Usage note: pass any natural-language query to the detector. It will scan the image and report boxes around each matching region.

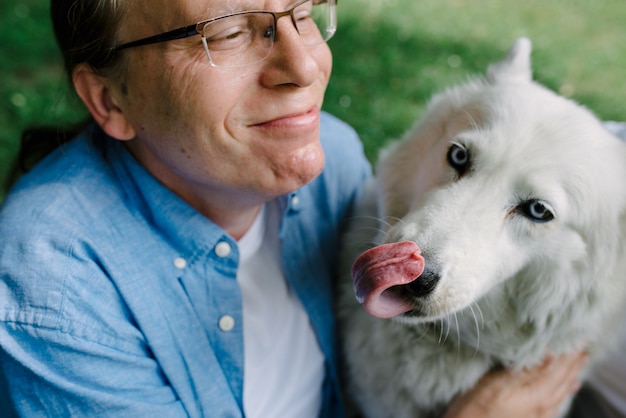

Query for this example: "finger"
[547,353,587,401]
[535,351,586,388]
[538,405,560,418]
[550,351,588,389]
[529,352,588,411]
[513,355,555,386]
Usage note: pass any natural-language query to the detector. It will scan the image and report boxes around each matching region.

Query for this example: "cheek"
[128,50,234,121]
[168,62,230,121]
[318,43,333,76]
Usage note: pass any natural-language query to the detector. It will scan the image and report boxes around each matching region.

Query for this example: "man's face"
[109,0,332,214]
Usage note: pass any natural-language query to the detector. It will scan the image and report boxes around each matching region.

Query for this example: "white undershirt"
[236,201,325,418]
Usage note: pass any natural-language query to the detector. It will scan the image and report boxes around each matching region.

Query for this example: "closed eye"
[203,15,256,49]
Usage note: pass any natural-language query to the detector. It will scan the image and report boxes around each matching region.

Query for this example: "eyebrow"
[195,0,258,20]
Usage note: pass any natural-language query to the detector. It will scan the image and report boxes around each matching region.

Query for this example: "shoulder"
[318,112,372,192]
[0,130,144,341]
[604,121,626,141]
[319,111,364,155]
[3,127,122,228]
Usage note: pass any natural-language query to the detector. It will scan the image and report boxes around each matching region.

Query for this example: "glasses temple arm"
[113,23,201,51]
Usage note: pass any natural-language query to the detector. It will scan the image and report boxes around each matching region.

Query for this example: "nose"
[403,267,440,298]
[273,8,300,36]
[260,14,324,87]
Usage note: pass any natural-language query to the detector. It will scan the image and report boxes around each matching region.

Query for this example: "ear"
[486,37,533,84]
[72,63,136,140]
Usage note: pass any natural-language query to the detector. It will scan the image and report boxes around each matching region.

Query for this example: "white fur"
[338,38,626,418]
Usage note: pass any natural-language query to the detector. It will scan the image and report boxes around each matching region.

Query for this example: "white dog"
[338,38,626,418]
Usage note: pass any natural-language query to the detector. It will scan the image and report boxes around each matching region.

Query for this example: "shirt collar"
[104,136,228,259]
[101,131,303,258]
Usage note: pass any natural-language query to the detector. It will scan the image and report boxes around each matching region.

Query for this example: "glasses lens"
[201,0,336,68]
[202,13,275,67]
[294,0,337,46]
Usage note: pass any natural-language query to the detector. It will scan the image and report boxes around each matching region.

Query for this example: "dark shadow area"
[0,361,18,418]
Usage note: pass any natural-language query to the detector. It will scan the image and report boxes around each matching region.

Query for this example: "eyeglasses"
[112,0,337,68]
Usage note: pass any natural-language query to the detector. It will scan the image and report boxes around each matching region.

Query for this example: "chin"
[288,143,326,186]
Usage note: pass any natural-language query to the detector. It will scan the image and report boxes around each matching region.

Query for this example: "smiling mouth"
[252,108,319,129]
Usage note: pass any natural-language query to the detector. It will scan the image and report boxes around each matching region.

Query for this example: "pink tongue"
[352,241,425,318]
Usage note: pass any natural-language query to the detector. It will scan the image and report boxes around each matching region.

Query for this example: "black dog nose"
[403,269,440,297]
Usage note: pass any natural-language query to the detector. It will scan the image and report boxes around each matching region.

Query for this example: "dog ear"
[487,37,533,84]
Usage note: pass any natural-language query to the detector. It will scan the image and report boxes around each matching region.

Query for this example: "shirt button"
[173,257,187,269]
[291,195,300,207]
[218,315,235,332]
[215,241,231,258]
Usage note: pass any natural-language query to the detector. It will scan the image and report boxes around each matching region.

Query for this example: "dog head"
[364,38,626,330]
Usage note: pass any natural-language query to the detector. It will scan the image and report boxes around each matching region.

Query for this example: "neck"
[172,183,266,240]
[178,186,265,240]
[203,203,263,241]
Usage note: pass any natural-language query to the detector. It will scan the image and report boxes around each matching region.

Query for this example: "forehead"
[117,0,298,44]
[117,0,244,39]
[124,0,288,25]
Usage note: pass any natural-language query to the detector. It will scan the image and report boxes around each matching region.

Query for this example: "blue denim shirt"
[0,112,371,417]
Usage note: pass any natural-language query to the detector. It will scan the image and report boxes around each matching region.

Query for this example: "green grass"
[0,1,87,195]
[2,0,626,196]
[325,0,626,161]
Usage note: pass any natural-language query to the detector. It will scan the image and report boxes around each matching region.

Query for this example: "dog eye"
[447,143,471,176]
[518,200,555,223]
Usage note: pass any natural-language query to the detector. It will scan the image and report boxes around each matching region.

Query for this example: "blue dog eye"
[447,143,470,176]
[518,199,555,223]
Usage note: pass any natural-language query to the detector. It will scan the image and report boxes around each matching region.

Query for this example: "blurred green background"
[1,0,625,198]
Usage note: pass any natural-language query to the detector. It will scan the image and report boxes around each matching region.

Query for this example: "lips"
[352,241,426,319]
[251,107,319,129]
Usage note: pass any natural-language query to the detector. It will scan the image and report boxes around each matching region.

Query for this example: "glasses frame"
[111,0,336,62]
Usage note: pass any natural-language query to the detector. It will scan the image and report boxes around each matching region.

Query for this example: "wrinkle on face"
[107,0,331,229]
